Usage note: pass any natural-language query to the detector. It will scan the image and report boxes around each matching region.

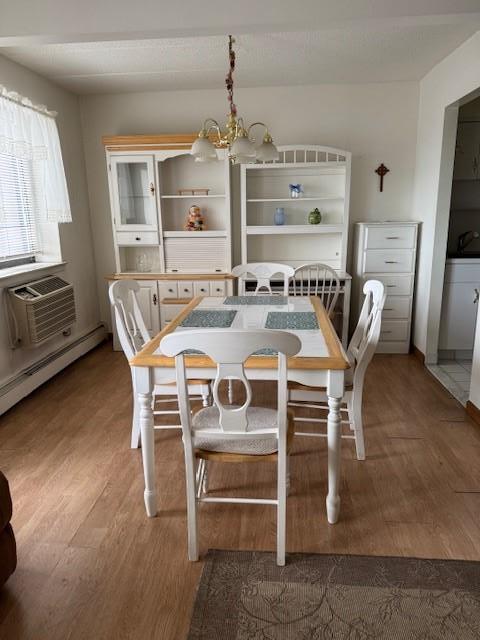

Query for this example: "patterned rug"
[187,550,480,639]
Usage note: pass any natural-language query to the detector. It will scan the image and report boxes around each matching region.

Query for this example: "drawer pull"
[183,288,189,292]
[168,288,174,293]
[386,236,400,240]
[384,308,393,311]
[384,261,398,264]
[386,285,396,288]
[381,330,392,334]
[200,288,207,292]
[135,236,141,241]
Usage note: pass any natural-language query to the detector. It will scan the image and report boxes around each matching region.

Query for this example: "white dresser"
[352,222,419,354]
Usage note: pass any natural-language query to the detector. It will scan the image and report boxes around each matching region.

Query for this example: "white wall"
[0,54,101,387]
[80,81,419,325]
[412,31,480,364]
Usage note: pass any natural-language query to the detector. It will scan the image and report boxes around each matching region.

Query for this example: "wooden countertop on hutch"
[102,133,218,152]
[105,273,235,281]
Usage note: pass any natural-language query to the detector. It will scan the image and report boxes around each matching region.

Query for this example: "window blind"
[0,151,38,261]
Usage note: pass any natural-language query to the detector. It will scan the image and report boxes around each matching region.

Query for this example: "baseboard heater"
[0,325,106,416]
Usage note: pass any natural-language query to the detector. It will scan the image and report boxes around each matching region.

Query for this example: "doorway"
[428,95,480,405]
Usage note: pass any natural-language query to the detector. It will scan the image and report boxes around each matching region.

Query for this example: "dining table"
[130,294,350,524]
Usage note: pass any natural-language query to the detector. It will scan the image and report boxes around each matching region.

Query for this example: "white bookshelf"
[240,145,351,272]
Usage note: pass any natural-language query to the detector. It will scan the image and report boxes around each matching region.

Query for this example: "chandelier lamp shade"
[190,36,279,164]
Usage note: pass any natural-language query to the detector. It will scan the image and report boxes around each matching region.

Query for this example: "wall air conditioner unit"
[7,276,76,348]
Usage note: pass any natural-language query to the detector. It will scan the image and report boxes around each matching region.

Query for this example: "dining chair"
[160,328,301,566]
[109,280,211,449]
[232,262,295,296]
[292,262,340,318]
[288,280,386,460]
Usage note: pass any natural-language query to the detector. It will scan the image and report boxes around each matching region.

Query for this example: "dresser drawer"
[382,296,411,319]
[210,281,227,296]
[364,249,414,273]
[158,281,178,299]
[365,226,416,250]
[379,320,410,342]
[193,281,211,296]
[364,274,413,296]
[116,231,159,246]
[177,281,194,297]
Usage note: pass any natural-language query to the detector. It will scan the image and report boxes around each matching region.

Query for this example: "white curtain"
[0,85,72,224]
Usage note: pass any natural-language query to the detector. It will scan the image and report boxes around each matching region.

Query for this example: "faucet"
[457,230,480,253]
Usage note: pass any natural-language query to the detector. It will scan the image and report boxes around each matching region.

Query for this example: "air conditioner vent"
[7,275,76,348]
[29,276,69,296]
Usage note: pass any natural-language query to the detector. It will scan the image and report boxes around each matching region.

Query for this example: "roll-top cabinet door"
[110,156,158,231]
[136,281,160,337]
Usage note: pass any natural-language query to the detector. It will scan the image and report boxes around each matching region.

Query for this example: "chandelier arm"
[246,122,269,140]
[201,118,222,141]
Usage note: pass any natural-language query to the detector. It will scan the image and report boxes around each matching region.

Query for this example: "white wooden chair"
[109,280,210,449]
[160,328,301,566]
[292,262,340,317]
[232,262,295,295]
[288,280,386,460]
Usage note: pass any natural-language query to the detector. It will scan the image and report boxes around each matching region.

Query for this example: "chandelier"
[190,36,279,164]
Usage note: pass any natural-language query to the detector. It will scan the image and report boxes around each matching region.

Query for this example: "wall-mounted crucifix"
[375,163,389,192]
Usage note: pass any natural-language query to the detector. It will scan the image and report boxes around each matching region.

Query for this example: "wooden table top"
[130,295,349,371]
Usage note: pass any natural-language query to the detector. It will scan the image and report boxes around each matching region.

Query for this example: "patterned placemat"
[180,310,237,328]
[224,296,288,306]
[265,311,318,330]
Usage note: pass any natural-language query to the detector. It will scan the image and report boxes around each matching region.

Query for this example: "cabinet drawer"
[382,296,411,319]
[379,320,410,342]
[364,274,413,296]
[177,281,194,297]
[365,226,416,250]
[158,281,178,299]
[210,281,227,296]
[116,231,158,246]
[364,249,414,273]
[193,281,211,296]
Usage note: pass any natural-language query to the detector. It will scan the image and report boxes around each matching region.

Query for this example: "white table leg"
[326,370,344,524]
[135,366,157,517]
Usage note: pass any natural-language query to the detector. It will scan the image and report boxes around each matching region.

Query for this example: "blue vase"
[274,207,286,225]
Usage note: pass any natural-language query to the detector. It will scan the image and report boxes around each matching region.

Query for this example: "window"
[0,84,72,269]
[0,152,37,264]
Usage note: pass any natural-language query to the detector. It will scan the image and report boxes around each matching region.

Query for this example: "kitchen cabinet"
[439,259,480,351]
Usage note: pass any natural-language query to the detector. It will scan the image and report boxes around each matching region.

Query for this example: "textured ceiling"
[1,23,480,94]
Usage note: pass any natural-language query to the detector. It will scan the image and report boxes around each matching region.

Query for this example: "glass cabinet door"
[111,156,157,229]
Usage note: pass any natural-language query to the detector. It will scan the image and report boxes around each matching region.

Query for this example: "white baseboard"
[0,325,107,415]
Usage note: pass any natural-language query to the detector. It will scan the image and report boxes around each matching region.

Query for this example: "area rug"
[187,550,480,639]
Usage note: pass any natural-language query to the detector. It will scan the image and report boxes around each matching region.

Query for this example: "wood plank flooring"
[0,342,479,639]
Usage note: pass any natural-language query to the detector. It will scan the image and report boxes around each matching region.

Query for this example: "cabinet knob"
[135,236,141,241]
[150,182,155,195]
[168,288,174,293]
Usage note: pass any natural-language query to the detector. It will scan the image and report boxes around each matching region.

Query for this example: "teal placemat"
[182,347,277,356]
[224,296,288,306]
[265,311,318,330]
[180,309,237,328]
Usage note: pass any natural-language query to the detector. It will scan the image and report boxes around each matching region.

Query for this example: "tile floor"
[427,359,472,406]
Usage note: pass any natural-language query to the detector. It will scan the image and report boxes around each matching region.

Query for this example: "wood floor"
[0,342,480,639]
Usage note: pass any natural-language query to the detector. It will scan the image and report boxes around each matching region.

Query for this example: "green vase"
[308,208,322,224]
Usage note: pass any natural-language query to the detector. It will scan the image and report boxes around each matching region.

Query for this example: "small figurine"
[289,183,303,199]
[184,205,207,231]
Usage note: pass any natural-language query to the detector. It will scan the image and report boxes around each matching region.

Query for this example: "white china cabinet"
[104,134,234,340]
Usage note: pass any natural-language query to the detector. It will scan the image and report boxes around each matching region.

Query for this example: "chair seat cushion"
[192,406,280,455]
